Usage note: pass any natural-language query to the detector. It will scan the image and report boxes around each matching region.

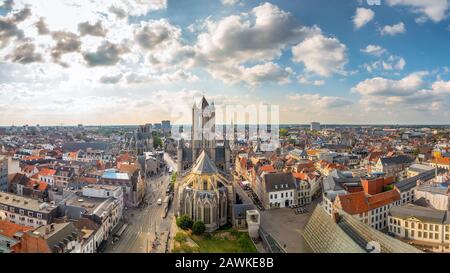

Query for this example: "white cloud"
[125,70,199,84]
[361,45,386,56]
[351,72,450,115]
[380,56,406,70]
[195,2,320,65]
[206,62,293,86]
[353,8,375,29]
[288,93,352,109]
[134,19,180,50]
[291,34,348,77]
[297,75,325,85]
[431,80,450,94]
[380,22,406,36]
[352,72,426,97]
[192,2,322,85]
[221,0,240,5]
[386,0,448,22]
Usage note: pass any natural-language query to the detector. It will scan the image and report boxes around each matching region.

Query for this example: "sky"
[0,0,450,125]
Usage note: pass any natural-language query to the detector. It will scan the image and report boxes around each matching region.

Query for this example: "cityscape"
[1,0,450,262]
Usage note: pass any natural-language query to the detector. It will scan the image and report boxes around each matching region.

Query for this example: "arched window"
[204,203,211,225]
[203,180,208,190]
[185,197,192,218]
[221,199,226,219]
[197,202,202,222]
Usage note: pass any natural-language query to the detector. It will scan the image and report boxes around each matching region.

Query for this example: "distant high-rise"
[161,120,171,134]
[310,122,321,131]
[153,123,162,130]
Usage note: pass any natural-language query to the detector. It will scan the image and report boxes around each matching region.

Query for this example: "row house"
[63,188,122,251]
[255,172,296,209]
[293,171,322,206]
[372,155,415,181]
[54,166,75,188]
[13,222,82,253]
[430,157,450,170]
[0,192,59,228]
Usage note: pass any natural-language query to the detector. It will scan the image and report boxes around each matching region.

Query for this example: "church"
[177,96,231,173]
[177,150,233,232]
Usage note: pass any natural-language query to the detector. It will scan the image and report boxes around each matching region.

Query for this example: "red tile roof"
[432,157,450,166]
[259,165,275,173]
[38,168,56,176]
[0,220,32,238]
[337,189,400,215]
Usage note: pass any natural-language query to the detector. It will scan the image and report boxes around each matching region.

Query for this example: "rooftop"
[303,206,422,253]
[0,192,57,212]
[101,169,130,180]
[191,150,218,175]
[389,203,449,224]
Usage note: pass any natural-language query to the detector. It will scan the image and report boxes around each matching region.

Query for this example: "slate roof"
[323,169,361,192]
[62,142,110,152]
[31,222,81,253]
[394,169,445,192]
[389,203,449,224]
[380,155,414,165]
[192,150,218,175]
[304,206,423,253]
[263,172,295,192]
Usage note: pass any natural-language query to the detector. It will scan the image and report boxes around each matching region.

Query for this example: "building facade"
[178,151,233,232]
[177,96,231,173]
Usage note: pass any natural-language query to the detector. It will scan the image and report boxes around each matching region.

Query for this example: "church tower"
[191,96,216,163]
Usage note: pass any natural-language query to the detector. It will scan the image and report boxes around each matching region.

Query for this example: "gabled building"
[255,172,296,209]
[373,155,415,180]
[15,222,82,253]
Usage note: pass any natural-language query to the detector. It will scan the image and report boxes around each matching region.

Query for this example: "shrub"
[175,232,187,243]
[192,221,206,235]
[176,215,193,230]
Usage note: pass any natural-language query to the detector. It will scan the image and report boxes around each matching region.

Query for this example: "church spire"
[201,96,209,109]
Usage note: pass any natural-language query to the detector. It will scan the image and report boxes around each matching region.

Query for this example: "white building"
[310,122,321,131]
[0,192,58,228]
[82,185,123,227]
[389,203,450,252]
[256,172,296,209]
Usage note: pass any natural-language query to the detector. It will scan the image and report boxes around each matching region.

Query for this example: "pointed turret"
[201,96,209,110]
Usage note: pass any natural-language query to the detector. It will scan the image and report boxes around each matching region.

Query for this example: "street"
[104,153,178,253]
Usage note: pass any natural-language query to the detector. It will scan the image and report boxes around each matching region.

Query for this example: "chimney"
[332,212,341,223]
[416,179,422,187]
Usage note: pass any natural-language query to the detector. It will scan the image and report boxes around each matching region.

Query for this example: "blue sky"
[0,0,450,125]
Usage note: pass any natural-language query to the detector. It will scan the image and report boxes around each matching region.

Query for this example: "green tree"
[153,135,163,149]
[192,221,206,235]
[279,128,288,137]
[174,232,187,243]
[176,215,193,230]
